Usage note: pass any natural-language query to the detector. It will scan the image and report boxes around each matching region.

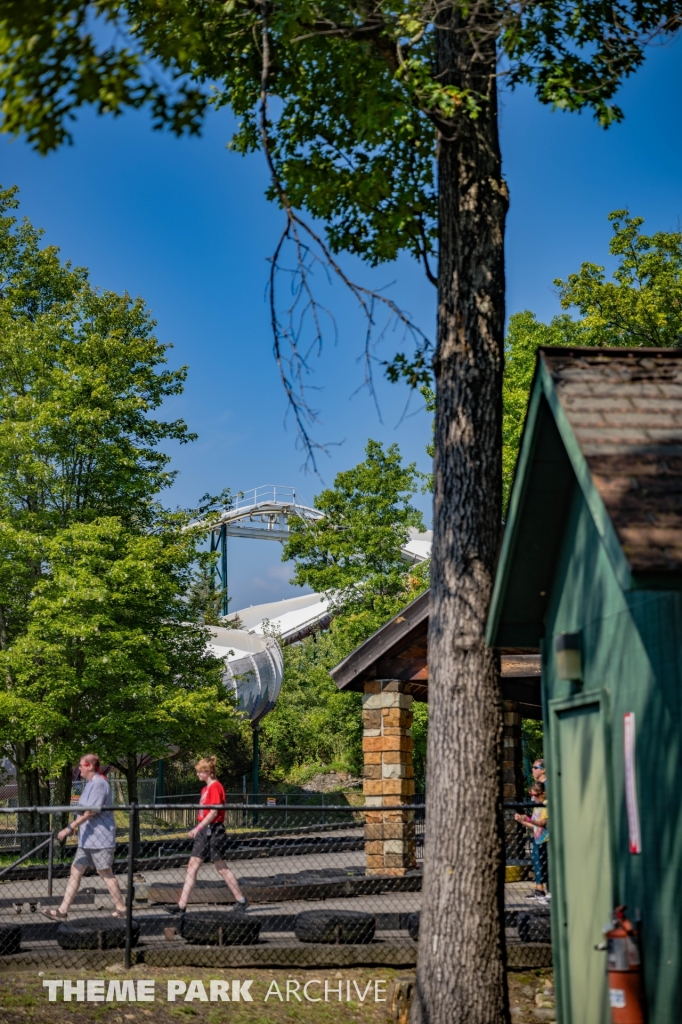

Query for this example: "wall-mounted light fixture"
[555,632,582,681]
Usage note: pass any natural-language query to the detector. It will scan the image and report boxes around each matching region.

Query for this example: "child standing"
[515,781,549,901]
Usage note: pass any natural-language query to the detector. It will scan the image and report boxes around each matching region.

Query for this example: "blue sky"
[1,37,680,608]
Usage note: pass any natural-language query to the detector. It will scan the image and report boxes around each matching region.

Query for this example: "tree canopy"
[259,438,429,790]
[283,438,427,619]
[0,188,232,810]
[503,210,682,506]
[0,3,678,323]
[2,516,232,794]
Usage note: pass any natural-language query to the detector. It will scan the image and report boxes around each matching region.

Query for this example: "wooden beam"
[375,657,428,682]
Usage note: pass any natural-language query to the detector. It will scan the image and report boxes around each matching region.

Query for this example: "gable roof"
[330,590,429,701]
[487,347,682,649]
[331,589,542,718]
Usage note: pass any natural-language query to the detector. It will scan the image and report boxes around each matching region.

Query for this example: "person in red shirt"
[166,756,247,916]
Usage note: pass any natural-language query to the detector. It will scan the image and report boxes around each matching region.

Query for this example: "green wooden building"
[487,348,682,1024]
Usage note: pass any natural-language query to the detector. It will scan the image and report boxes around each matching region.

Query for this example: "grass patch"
[0,967,400,1024]
[0,965,554,1023]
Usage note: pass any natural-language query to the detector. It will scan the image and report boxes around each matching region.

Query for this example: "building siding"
[543,484,682,1023]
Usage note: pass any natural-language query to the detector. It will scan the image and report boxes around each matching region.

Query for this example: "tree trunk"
[411,8,509,1024]
[15,742,42,856]
[123,755,140,854]
[53,763,74,839]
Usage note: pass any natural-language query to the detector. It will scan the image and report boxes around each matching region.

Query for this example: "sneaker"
[536,893,552,905]
[232,899,249,914]
[525,890,546,901]
[164,904,186,916]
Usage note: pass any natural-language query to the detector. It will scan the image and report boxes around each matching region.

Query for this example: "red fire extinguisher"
[604,906,645,1024]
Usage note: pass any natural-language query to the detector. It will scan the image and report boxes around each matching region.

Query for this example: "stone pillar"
[362,680,416,876]
[502,699,525,801]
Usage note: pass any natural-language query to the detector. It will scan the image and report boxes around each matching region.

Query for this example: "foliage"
[0,185,191,532]
[0,4,678,261]
[260,610,429,793]
[557,210,682,347]
[260,625,364,783]
[419,384,435,492]
[503,211,682,507]
[0,516,234,780]
[521,721,543,789]
[0,187,230,796]
[283,439,427,616]
[185,556,227,627]
[259,439,430,788]
[502,311,582,508]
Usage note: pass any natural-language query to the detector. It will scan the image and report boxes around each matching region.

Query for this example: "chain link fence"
[0,801,550,971]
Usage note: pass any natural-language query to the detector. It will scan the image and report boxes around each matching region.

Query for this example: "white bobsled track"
[207,627,283,726]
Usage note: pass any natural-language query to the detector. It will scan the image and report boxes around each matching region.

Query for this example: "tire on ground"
[56,917,140,951]
[294,910,375,944]
[181,913,261,946]
[0,925,21,955]
[405,912,420,942]
[516,911,551,944]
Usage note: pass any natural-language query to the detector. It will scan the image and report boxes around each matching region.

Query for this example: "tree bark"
[15,742,43,856]
[123,755,141,854]
[53,763,74,837]
[411,7,509,1024]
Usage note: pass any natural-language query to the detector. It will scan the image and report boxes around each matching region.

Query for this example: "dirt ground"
[508,970,555,1022]
[0,966,555,1023]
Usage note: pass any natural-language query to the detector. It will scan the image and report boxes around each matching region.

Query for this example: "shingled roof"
[542,348,682,574]
[330,589,543,718]
[488,347,682,649]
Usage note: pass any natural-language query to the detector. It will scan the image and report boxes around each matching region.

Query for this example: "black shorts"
[191,823,227,863]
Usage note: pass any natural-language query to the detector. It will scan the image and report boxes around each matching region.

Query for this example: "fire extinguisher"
[602,906,645,1023]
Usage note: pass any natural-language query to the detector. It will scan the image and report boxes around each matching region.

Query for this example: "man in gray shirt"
[42,753,126,920]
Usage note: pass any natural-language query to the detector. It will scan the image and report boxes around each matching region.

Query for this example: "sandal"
[41,908,68,921]
[111,909,127,919]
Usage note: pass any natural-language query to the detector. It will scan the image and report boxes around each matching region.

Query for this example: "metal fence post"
[47,831,54,897]
[125,802,136,970]
[252,725,260,827]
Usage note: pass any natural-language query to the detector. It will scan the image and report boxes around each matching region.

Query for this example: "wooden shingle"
[542,349,682,574]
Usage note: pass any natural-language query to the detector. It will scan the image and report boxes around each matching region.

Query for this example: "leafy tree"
[503,211,682,505]
[2,516,234,847]
[521,720,543,787]
[0,187,203,816]
[261,440,429,788]
[558,210,682,347]
[3,6,681,1018]
[261,627,365,784]
[260,607,430,791]
[284,439,427,619]
[185,556,227,626]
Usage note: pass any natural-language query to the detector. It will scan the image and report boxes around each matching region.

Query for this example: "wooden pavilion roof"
[330,590,542,719]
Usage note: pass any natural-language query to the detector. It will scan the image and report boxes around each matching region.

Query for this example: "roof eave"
[330,589,429,691]
[486,349,635,649]
[537,352,633,594]
[486,359,546,647]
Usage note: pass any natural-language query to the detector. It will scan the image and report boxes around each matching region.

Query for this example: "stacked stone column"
[362,680,416,876]
[503,699,525,801]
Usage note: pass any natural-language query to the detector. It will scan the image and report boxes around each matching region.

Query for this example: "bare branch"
[257,1,433,474]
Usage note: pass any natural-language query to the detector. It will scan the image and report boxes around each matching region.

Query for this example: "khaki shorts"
[73,847,115,871]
